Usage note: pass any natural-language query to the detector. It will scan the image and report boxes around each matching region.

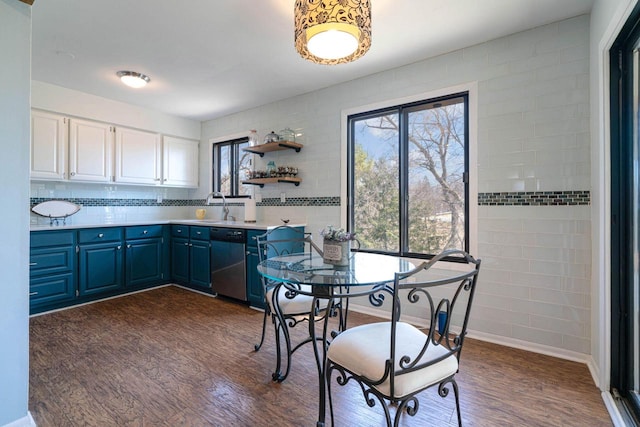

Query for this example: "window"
[347,93,469,259]
[212,137,251,197]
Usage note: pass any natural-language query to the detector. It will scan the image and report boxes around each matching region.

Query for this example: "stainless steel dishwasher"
[210,227,247,301]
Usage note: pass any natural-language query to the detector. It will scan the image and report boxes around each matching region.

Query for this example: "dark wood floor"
[29,286,612,426]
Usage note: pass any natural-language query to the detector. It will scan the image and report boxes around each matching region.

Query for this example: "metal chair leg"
[272,314,284,381]
[254,307,269,351]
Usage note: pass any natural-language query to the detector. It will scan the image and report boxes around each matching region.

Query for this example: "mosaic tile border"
[31,193,589,208]
[30,196,342,208]
[258,197,340,207]
[478,191,590,206]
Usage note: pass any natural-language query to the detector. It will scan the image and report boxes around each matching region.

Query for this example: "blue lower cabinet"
[170,225,211,291]
[30,230,76,313]
[244,227,305,309]
[126,237,164,287]
[190,239,211,289]
[170,237,190,284]
[30,272,75,308]
[246,246,263,308]
[78,240,124,296]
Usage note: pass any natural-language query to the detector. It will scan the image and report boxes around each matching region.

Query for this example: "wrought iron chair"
[254,225,327,382]
[326,249,481,426]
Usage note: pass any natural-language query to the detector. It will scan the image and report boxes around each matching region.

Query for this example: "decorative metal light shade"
[116,71,150,88]
[294,0,371,65]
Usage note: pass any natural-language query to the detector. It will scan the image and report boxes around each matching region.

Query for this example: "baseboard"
[2,412,36,427]
[602,391,629,427]
[170,284,217,298]
[30,284,172,318]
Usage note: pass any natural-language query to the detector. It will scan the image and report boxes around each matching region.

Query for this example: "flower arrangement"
[320,225,356,242]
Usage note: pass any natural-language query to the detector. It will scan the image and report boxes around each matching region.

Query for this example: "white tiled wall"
[30,181,194,226]
[201,15,591,356]
[476,205,591,353]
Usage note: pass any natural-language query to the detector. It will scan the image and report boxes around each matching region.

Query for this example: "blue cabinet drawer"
[78,227,123,244]
[30,246,75,277]
[125,225,163,240]
[171,225,189,238]
[190,226,209,240]
[30,273,75,307]
[31,230,75,248]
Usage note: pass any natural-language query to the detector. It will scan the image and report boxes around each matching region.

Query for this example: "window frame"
[209,133,252,198]
[341,84,477,261]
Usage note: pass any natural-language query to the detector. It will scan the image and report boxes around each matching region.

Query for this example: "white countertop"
[30,219,306,232]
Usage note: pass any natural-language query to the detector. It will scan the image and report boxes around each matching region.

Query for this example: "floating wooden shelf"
[242,140,303,157]
[242,177,302,187]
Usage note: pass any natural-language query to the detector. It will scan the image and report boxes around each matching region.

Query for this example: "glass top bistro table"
[258,251,415,427]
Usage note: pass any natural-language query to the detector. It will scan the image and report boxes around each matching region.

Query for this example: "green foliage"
[352,100,466,254]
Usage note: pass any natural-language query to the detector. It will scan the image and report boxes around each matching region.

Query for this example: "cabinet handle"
[29,262,37,266]
[189,243,193,247]
[177,229,182,233]
[143,230,148,234]
[70,171,76,176]
[98,233,104,238]
[127,244,132,248]
[184,242,189,246]
[196,231,201,235]
[154,178,161,181]
[29,292,38,296]
[117,245,122,250]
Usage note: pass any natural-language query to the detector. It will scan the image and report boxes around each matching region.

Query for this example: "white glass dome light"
[117,71,150,88]
[307,27,360,60]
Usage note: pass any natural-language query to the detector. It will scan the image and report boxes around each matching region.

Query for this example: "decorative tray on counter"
[31,200,81,226]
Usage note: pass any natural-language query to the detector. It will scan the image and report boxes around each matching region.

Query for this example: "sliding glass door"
[611,4,640,423]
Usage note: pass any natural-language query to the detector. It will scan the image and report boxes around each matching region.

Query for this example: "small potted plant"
[320,225,357,266]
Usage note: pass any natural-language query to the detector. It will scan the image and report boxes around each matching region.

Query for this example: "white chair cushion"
[266,285,326,315]
[327,321,458,398]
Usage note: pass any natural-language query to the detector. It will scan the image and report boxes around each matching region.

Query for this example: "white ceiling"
[31,0,594,122]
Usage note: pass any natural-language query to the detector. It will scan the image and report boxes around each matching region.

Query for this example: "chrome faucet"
[206,191,229,220]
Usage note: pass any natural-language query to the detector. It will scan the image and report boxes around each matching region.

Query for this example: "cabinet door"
[170,237,190,284]
[162,136,199,187]
[115,127,161,185]
[190,239,211,289]
[69,118,113,182]
[246,247,265,308]
[78,242,123,296]
[31,110,67,180]
[126,237,163,287]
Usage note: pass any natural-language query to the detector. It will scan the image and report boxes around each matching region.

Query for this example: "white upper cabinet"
[162,136,199,187]
[69,118,113,182]
[30,111,198,187]
[31,110,68,180]
[115,127,161,185]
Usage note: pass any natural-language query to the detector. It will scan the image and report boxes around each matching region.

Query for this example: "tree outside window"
[213,137,251,196]
[348,94,468,258]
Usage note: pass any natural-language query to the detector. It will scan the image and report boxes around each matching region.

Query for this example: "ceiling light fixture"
[116,71,150,88]
[294,0,371,65]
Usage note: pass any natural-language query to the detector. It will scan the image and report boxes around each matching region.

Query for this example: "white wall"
[32,81,201,140]
[202,16,593,357]
[0,1,32,425]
